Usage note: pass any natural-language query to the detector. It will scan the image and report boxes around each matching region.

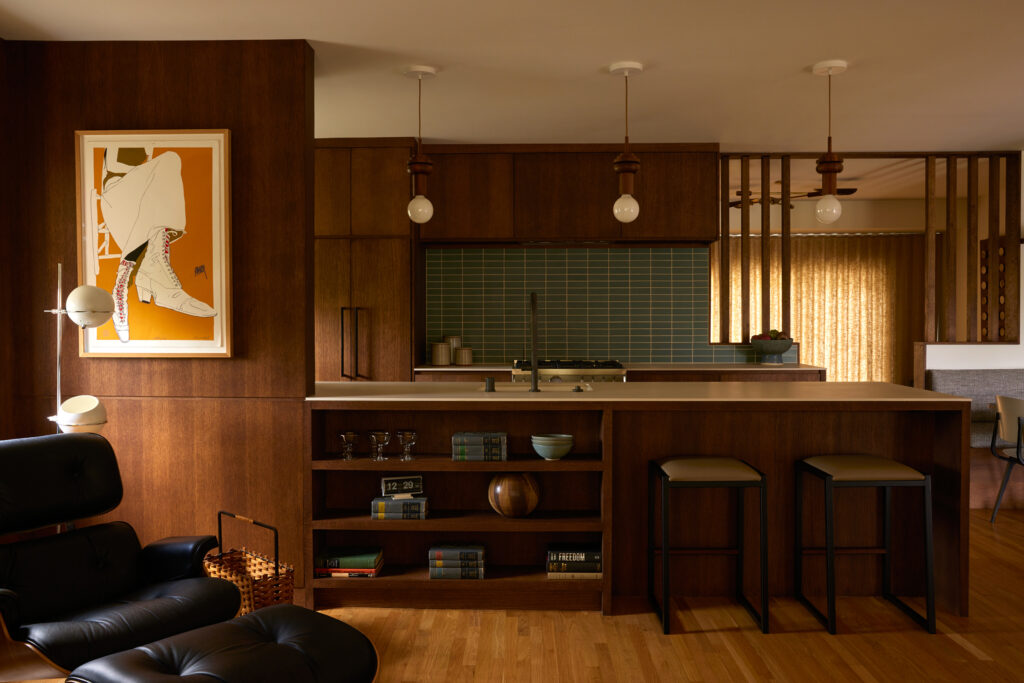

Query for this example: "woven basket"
[203,511,294,615]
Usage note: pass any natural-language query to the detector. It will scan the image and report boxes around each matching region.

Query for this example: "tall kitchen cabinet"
[315,140,415,381]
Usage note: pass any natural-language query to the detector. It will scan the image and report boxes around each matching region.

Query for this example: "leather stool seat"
[66,604,378,683]
[660,456,763,482]
[802,455,925,481]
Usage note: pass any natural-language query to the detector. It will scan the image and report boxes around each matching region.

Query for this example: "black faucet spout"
[529,292,539,392]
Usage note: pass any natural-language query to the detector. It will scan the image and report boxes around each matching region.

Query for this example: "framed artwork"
[75,130,231,357]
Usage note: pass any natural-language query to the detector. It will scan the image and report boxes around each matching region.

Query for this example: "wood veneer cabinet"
[418,153,514,240]
[304,404,612,612]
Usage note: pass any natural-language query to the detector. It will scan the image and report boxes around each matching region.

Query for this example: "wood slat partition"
[924,156,937,342]
[740,156,751,343]
[967,157,979,341]
[944,157,958,341]
[760,156,771,333]
[1005,155,1021,342]
[987,156,1002,341]
[780,156,791,335]
[719,155,731,343]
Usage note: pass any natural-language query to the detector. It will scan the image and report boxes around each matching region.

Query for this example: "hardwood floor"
[323,509,1024,683]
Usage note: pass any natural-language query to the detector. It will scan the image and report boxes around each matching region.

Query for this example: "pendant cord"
[826,71,832,150]
[417,75,423,147]
[624,73,630,148]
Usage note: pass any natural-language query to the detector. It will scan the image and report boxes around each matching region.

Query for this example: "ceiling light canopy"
[610,61,643,223]
[812,59,847,225]
[405,65,437,224]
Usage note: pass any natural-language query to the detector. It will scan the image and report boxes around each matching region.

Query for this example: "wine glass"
[397,430,417,462]
[369,431,391,462]
[338,431,357,461]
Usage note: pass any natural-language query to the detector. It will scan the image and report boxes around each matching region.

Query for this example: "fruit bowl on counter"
[750,330,793,365]
[531,434,573,460]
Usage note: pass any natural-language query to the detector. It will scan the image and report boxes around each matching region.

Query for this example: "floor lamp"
[43,263,114,434]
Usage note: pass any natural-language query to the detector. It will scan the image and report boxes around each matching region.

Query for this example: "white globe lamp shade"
[407,194,434,224]
[53,395,107,434]
[613,194,640,223]
[66,285,114,328]
[815,194,842,224]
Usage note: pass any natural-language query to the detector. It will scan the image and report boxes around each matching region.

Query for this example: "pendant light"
[610,61,643,223]
[812,59,847,224]
[405,65,437,224]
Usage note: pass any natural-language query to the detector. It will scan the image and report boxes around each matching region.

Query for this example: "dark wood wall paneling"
[3,40,315,581]
[0,38,12,438]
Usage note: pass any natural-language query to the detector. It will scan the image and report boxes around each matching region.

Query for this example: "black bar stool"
[647,457,768,634]
[795,455,936,634]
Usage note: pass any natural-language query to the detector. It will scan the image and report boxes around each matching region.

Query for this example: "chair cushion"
[802,455,925,482]
[22,576,241,671]
[659,457,762,482]
[66,604,378,683]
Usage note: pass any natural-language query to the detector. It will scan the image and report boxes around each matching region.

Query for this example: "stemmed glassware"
[338,431,357,461]
[397,430,417,462]
[368,431,391,462]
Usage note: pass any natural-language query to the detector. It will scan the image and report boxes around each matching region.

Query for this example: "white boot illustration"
[135,226,216,317]
[112,258,134,342]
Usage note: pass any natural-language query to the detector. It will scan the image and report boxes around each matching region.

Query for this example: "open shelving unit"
[304,402,613,613]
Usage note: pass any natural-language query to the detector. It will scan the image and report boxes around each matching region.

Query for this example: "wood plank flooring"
[323,509,1024,683]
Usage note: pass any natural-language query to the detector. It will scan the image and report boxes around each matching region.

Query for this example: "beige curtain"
[711,235,923,384]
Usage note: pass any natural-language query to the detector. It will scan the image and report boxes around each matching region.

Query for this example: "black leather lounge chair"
[0,433,241,680]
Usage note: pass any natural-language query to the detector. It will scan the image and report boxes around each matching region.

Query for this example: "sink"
[479,382,594,392]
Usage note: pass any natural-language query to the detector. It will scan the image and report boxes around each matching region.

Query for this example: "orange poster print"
[76,131,231,356]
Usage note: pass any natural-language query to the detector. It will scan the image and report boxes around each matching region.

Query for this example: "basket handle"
[217,510,280,578]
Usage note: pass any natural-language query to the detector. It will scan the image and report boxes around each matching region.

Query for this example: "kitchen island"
[305,381,969,616]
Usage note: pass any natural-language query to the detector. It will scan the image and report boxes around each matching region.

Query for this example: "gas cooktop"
[512,359,624,370]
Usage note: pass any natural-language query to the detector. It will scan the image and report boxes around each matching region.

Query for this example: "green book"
[316,546,383,569]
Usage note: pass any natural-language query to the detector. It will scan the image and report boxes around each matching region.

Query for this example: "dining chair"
[990,395,1024,523]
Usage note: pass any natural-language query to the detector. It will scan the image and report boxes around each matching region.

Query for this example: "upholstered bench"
[65,604,378,683]
[925,368,1024,447]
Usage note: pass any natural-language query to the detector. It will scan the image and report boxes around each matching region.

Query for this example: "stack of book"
[428,544,485,579]
[315,546,383,578]
[546,545,602,579]
[370,495,427,519]
[451,432,507,461]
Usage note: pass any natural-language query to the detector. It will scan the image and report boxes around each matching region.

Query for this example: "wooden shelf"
[313,453,603,471]
[313,565,603,591]
[312,510,602,532]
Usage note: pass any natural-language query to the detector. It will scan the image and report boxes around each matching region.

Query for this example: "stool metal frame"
[647,459,769,635]
[794,459,936,634]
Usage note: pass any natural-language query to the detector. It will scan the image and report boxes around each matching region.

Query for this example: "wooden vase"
[487,473,540,517]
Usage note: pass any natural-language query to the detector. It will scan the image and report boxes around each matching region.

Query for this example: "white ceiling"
[2,0,1024,155]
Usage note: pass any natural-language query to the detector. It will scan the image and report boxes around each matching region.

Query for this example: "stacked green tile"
[424,247,795,365]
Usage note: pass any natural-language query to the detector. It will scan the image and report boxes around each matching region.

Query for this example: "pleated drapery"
[711,235,924,384]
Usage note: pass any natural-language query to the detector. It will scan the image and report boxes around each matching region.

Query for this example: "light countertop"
[309,381,967,405]
[413,363,825,372]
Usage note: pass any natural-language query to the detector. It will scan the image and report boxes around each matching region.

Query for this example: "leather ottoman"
[65,604,378,683]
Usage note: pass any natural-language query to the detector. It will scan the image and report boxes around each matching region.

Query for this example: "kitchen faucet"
[529,292,539,392]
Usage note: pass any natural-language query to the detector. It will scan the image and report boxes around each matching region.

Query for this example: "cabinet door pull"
[354,307,369,379]
[340,307,354,379]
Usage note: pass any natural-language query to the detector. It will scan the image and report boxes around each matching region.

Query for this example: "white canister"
[454,347,473,366]
[444,335,462,354]
[432,342,452,366]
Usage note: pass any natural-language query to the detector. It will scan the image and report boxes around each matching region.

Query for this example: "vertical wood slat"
[740,156,751,343]
[924,156,936,342]
[966,156,979,342]
[988,156,1002,341]
[760,156,771,333]
[1005,153,1021,342]
[944,157,958,341]
[781,156,791,335]
[720,155,731,343]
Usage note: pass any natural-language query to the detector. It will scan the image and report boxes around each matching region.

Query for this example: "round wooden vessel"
[487,473,540,517]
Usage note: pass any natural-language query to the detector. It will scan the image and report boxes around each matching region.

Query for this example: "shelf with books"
[312,453,604,472]
[311,565,603,590]
[312,510,603,533]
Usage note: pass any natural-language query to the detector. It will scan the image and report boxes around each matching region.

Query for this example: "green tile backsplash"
[427,247,788,364]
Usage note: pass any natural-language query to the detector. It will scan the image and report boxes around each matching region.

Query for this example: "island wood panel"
[314,239,352,381]
[7,40,313,402]
[627,369,826,382]
[619,152,718,241]
[314,148,351,236]
[513,153,621,240]
[350,147,413,236]
[350,238,412,381]
[611,406,968,615]
[418,153,514,240]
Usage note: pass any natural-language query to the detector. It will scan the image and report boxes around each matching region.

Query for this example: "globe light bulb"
[815,194,842,224]
[65,285,114,328]
[407,194,434,224]
[613,194,640,223]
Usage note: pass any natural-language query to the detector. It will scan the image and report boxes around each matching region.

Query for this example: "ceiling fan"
[729,186,857,209]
